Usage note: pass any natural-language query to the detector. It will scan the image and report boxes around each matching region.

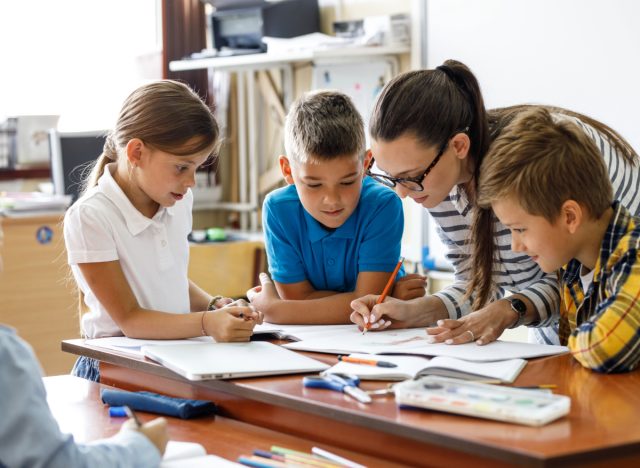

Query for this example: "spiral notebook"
[142,341,328,381]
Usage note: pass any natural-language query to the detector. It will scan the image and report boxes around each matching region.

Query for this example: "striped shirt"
[559,201,640,373]
[429,113,640,344]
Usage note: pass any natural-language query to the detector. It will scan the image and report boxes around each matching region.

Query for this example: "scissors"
[303,373,372,404]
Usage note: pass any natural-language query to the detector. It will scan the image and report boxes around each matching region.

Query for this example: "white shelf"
[171,44,410,231]
[169,45,410,72]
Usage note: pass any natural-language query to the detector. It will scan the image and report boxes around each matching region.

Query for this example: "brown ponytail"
[80,133,117,195]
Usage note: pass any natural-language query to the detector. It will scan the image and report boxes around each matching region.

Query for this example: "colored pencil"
[363,257,404,334]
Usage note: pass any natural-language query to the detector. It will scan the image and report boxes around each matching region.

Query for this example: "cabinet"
[188,239,265,299]
[0,215,79,375]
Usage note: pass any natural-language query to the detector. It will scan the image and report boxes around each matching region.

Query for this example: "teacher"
[350,59,640,345]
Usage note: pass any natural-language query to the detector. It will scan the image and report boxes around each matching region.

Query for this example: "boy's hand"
[203,306,258,342]
[122,417,168,455]
[391,274,428,300]
[246,272,281,315]
[350,294,419,331]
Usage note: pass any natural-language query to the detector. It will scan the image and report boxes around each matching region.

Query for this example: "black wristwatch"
[506,297,527,328]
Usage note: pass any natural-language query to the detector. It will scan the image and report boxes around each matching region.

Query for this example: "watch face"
[511,298,527,314]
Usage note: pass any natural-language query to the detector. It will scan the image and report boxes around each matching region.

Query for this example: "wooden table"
[62,339,640,467]
[44,375,402,467]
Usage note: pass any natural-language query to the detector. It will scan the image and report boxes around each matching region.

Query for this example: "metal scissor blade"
[343,385,372,404]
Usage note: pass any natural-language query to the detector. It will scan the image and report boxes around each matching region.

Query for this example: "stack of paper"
[280,327,569,362]
[0,191,71,216]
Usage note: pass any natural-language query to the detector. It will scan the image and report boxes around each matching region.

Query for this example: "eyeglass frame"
[366,127,470,192]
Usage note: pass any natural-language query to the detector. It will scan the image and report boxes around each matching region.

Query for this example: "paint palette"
[394,376,570,426]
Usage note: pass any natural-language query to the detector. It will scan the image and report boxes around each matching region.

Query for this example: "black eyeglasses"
[366,128,469,192]
[366,141,447,192]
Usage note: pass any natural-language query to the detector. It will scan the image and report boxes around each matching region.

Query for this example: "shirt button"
[327,258,335,266]
[161,240,167,247]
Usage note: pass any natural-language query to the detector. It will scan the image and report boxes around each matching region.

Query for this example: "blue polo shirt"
[263,176,405,292]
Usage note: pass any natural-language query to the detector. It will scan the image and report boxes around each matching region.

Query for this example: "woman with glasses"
[350,59,640,347]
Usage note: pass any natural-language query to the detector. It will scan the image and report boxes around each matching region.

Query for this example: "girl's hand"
[391,274,428,300]
[122,417,168,456]
[425,300,515,345]
[222,298,264,325]
[213,296,234,308]
[203,306,258,342]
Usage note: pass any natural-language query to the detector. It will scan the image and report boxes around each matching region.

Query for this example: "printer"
[204,0,319,54]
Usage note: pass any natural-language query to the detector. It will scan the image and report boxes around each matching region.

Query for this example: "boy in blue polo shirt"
[247,90,426,324]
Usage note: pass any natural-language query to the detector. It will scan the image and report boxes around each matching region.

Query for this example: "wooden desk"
[62,339,640,467]
[44,375,402,467]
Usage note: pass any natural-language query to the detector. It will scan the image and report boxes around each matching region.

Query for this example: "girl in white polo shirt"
[64,80,261,381]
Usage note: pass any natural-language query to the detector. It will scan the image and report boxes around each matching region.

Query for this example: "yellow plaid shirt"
[560,201,640,373]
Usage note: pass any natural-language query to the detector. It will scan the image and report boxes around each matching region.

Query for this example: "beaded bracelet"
[207,295,223,311]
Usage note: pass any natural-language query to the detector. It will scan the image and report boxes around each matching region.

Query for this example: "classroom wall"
[421,0,640,269]
[427,0,640,151]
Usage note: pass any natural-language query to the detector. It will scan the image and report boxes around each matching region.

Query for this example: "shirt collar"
[594,200,631,278]
[98,163,174,236]
[450,184,472,216]
[563,201,630,286]
[304,205,358,243]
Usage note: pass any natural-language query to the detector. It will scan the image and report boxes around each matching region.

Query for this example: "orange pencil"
[363,257,404,334]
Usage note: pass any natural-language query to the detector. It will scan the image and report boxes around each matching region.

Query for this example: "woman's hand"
[350,295,430,331]
[425,300,516,345]
[391,273,428,300]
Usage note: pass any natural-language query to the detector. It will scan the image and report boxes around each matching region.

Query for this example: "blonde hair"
[82,80,220,194]
[468,107,615,309]
[284,90,365,164]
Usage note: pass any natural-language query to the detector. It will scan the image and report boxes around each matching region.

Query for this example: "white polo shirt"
[64,163,192,338]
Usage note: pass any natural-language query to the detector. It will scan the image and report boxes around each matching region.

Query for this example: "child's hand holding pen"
[203,302,262,341]
[121,407,169,456]
[222,299,264,324]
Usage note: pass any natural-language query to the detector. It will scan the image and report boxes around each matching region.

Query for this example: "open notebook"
[142,341,328,381]
[162,441,242,467]
[323,353,527,383]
